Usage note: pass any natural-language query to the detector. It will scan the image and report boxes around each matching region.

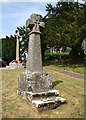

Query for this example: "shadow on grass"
[43,60,85,68]
[52,80,63,88]
[43,60,85,73]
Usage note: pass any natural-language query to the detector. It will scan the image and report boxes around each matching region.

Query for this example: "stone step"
[26,90,59,101]
[32,97,66,112]
[17,89,66,112]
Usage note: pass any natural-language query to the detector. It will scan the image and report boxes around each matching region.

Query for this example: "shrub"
[44,52,69,61]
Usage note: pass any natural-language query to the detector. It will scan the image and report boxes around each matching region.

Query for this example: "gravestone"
[17,13,66,112]
[6,31,24,69]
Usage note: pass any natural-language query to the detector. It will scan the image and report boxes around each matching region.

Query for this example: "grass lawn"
[43,60,85,74]
[2,68,84,118]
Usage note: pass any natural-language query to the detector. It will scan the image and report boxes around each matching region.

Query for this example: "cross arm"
[26,18,34,28]
[39,22,45,28]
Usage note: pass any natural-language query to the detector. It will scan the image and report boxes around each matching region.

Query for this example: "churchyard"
[1,2,86,119]
[2,66,84,118]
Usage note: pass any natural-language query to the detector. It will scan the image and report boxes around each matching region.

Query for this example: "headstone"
[17,13,66,112]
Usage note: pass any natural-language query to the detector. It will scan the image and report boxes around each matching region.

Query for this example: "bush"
[44,52,69,61]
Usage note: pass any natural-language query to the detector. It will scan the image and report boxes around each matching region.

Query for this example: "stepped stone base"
[17,89,66,112]
[6,63,24,69]
[32,97,66,112]
[17,71,66,112]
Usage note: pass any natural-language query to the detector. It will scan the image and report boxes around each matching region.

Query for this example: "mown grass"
[2,68,84,118]
[43,60,85,74]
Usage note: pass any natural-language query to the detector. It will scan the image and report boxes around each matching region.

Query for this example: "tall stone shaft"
[27,33,43,73]
[16,32,20,61]
[26,13,45,73]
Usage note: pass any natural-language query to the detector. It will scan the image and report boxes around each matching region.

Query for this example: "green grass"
[2,68,84,118]
[43,60,85,74]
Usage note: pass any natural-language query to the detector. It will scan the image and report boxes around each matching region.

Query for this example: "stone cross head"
[26,13,45,32]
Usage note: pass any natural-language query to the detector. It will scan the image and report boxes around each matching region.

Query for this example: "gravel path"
[44,67,86,80]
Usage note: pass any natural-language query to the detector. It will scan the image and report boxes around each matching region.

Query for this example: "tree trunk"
[69,47,84,62]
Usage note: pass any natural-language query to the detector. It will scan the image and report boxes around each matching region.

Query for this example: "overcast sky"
[0,0,85,38]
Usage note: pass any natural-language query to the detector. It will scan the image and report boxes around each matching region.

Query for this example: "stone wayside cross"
[26,13,45,73]
[16,31,20,62]
[17,13,66,112]
[18,13,52,93]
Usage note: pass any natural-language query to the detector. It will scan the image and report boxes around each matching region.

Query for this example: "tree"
[1,25,30,64]
[15,26,30,58]
[2,35,16,64]
[44,2,86,61]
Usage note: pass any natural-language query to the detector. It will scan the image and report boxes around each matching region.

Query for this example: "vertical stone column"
[27,28,43,73]
[26,13,45,73]
[16,31,20,62]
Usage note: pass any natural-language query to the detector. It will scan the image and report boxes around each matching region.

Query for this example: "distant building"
[50,47,57,53]
[50,46,67,53]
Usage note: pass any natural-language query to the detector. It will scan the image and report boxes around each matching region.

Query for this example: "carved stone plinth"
[18,71,52,93]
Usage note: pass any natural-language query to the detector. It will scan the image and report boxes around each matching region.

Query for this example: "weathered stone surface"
[17,89,66,112]
[26,13,45,73]
[18,72,52,93]
[26,13,45,29]
[26,90,59,101]
[18,72,27,91]
[32,97,66,112]
[27,34,43,73]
